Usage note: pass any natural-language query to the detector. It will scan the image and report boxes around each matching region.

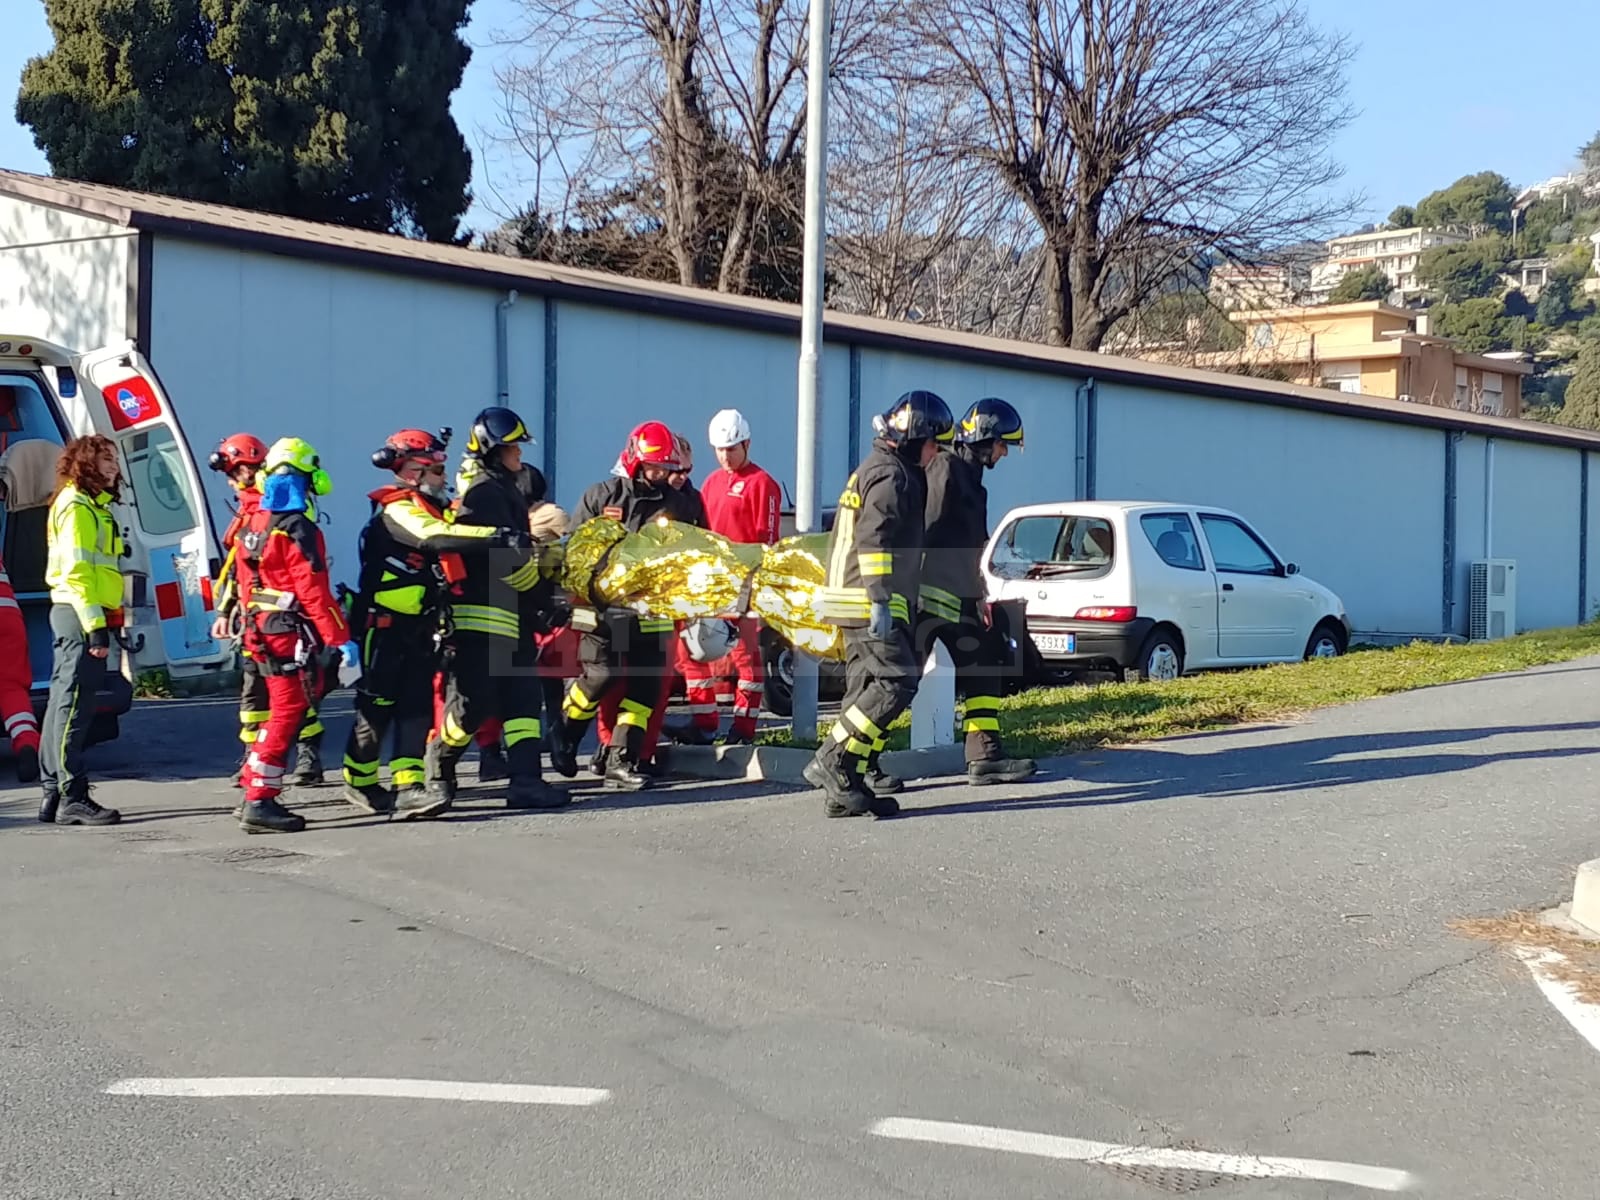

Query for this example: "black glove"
[87,628,110,651]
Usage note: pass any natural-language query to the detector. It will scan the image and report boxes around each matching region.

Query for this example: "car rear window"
[1140,512,1205,571]
[991,514,1115,579]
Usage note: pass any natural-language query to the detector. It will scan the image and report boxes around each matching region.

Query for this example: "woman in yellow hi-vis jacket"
[39,435,125,826]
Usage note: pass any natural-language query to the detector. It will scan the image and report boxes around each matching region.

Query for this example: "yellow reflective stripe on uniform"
[858,551,893,576]
[889,595,910,622]
[452,604,520,637]
[390,756,425,786]
[963,717,1001,733]
[830,723,875,759]
[441,712,473,748]
[638,617,674,634]
[616,698,651,729]
[962,695,1001,712]
[388,498,496,544]
[299,718,324,740]
[374,583,427,615]
[503,716,542,747]
[841,705,884,740]
[564,683,600,720]
[343,755,381,787]
[502,558,542,591]
[921,585,962,622]
[239,709,271,725]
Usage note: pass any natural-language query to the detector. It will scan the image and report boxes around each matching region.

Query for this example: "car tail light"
[1075,606,1137,622]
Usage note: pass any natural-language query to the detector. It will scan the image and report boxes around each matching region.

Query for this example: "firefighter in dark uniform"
[899,396,1036,790]
[342,428,528,819]
[807,390,954,818]
[426,407,558,812]
[550,420,702,791]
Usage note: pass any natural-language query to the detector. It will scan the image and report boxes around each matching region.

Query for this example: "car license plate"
[1033,633,1076,656]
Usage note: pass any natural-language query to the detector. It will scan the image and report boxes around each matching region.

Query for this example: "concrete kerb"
[666,743,968,787]
[1573,859,1600,936]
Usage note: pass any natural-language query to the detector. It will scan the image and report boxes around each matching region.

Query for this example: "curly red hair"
[53,434,122,503]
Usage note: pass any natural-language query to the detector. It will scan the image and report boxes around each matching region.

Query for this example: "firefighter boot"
[394,782,452,821]
[478,741,510,782]
[343,782,396,815]
[287,738,326,788]
[38,791,58,824]
[421,740,459,807]
[802,752,871,819]
[863,763,903,797]
[507,776,566,809]
[965,731,1036,785]
[240,796,305,834]
[589,741,611,778]
[548,720,582,779]
[603,727,652,792]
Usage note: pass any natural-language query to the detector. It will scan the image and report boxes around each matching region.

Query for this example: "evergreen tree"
[1560,341,1600,431]
[1328,266,1391,303]
[17,0,473,241]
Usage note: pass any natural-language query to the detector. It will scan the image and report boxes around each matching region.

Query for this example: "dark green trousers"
[40,604,107,801]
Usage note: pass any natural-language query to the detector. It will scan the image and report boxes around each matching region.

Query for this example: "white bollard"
[910,638,957,749]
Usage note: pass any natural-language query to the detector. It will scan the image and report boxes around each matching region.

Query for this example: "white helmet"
[708,408,752,449]
[681,617,739,663]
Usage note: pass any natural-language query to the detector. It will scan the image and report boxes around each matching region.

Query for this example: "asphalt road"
[3,660,1600,1198]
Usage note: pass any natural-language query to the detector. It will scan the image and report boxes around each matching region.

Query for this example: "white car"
[982,501,1350,682]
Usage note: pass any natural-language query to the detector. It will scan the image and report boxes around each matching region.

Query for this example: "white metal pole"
[792,0,830,743]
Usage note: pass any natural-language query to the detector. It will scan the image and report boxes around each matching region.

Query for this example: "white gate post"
[910,639,957,748]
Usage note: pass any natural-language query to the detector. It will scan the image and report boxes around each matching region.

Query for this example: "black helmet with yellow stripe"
[465,406,532,459]
[955,397,1024,448]
[873,390,955,446]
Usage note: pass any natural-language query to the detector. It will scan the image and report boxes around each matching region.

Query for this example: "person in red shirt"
[684,408,781,743]
[0,550,39,781]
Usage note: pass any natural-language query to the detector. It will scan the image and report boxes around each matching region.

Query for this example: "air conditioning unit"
[1468,559,1517,640]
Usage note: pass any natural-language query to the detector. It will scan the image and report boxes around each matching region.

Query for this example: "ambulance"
[0,335,229,743]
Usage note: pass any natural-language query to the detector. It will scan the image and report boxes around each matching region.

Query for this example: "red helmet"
[619,421,682,478]
[208,433,268,474]
[372,428,448,471]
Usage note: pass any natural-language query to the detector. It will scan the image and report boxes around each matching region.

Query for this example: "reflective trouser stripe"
[963,717,1001,733]
[564,684,599,721]
[841,704,883,740]
[962,693,1001,734]
[830,722,875,759]
[503,716,542,747]
[616,698,650,730]
[343,755,380,787]
[441,712,473,748]
[391,756,425,787]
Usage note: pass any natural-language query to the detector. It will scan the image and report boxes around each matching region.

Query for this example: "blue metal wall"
[143,234,1600,638]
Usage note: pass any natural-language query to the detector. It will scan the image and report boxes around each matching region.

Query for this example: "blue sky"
[1,0,1596,237]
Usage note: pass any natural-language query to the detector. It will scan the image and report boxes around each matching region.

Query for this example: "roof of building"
[1230,300,1416,323]
[0,170,1587,447]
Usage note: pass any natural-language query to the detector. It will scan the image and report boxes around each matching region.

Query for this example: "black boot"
[424,739,459,803]
[604,757,652,791]
[240,796,304,834]
[343,782,396,815]
[967,757,1037,785]
[507,775,567,809]
[549,721,581,779]
[589,742,611,779]
[863,763,903,796]
[803,756,870,818]
[15,744,39,784]
[287,740,326,788]
[478,741,510,782]
[58,786,121,826]
[394,782,452,821]
[38,791,59,824]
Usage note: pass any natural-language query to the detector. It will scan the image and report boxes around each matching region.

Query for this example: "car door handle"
[1221,583,1235,591]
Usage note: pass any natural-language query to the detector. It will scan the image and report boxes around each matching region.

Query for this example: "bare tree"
[494,0,891,296]
[899,0,1358,350]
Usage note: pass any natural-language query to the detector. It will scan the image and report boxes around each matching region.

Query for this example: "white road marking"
[1516,947,1600,1056]
[104,1077,610,1105]
[869,1117,1417,1193]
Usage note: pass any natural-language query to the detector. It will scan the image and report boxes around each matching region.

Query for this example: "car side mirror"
[1285,562,1299,576]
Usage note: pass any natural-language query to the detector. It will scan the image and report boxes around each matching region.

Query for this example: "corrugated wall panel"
[1489,440,1581,632]
[1095,385,1446,635]
[149,240,517,570]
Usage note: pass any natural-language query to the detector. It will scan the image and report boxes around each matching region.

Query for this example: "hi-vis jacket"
[818,440,927,629]
[919,445,990,623]
[451,462,543,640]
[355,484,504,621]
[46,484,124,634]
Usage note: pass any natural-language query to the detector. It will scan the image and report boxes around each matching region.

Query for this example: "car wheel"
[1304,620,1347,661]
[1123,628,1184,684]
[763,637,795,718]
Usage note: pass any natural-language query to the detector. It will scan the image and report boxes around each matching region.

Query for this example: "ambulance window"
[124,427,198,536]
[0,373,64,445]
